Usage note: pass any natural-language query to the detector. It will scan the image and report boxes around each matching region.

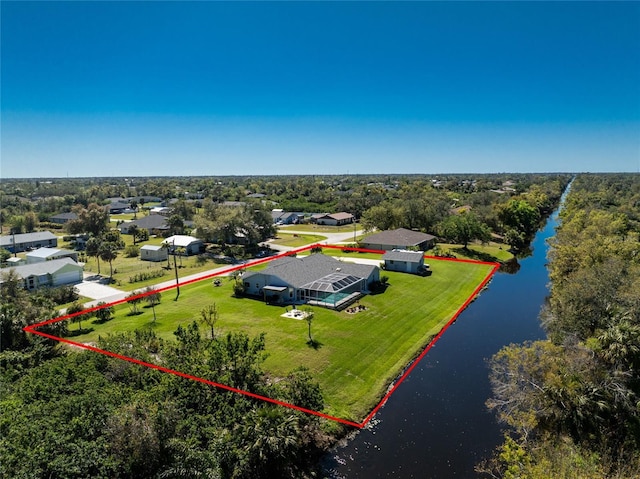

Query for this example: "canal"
[324,190,570,478]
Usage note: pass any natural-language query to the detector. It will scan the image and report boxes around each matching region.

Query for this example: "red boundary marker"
[25,243,499,429]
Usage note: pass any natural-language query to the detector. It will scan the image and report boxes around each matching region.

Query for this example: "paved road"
[264,227,365,253]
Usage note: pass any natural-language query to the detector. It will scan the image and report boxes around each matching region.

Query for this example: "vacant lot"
[68,253,494,421]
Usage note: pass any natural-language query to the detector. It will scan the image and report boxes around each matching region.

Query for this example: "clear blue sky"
[1,1,639,178]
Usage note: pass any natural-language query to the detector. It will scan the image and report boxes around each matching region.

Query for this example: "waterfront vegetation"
[480,174,640,478]
[67,252,494,421]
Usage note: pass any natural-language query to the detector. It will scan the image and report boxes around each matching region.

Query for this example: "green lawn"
[437,242,514,263]
[270,232,327,248]
[67,253,494,422]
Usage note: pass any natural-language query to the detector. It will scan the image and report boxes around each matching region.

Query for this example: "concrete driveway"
[75,275,126,301]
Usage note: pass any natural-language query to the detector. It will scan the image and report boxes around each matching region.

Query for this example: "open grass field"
[437,242,514,263]
[270,232,327,247]
[66,252,495,422]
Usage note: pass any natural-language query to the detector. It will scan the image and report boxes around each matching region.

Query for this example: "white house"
[26,247,79,264]
[162,235,204,256]
[382,250,427,274]
[140,245,168,262]
[2,258,83,290]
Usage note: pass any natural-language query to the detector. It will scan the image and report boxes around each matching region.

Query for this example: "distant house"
[162,235,204,256]
[50,212,78,224]
[272,210,304,225]
[119,215,169,235]
[383,250,426,274]
[140,245,168,262]
[360,228,436,251]
[2,258,83,290]
[242,254,379,310]
[312,212,355,226]
[149,206,172,216]
[26,247,79,264]
[0,231,58,253]
[108,201,131,214]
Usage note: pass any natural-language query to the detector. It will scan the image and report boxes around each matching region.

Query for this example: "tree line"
[479,173,640,478]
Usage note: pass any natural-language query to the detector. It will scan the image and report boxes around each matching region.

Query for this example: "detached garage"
[383,250,426,274]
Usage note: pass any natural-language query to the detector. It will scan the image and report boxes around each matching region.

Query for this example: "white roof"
[141,245,164,251]
[162,235,202,247]
[26,247,74,259]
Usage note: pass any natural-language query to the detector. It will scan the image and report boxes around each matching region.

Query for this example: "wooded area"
[479,174,640,478]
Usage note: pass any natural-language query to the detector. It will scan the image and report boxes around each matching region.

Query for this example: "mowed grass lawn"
[270,232,327,247]
[67,256,494,422]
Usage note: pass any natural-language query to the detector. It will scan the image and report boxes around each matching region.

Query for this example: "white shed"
[140,245,168,262]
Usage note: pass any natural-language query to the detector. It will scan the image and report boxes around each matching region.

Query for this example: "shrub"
[128,269,166,284]
[124,245,140,258]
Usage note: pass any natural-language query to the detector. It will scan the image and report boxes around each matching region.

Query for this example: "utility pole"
[173,240,180,300]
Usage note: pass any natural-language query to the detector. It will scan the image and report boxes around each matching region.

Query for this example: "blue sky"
[1,1,639,178]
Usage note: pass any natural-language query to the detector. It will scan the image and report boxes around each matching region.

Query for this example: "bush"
[124,245,139,258]
[233,282,245,297]
[380,275,389,284]
[128,269,166,284]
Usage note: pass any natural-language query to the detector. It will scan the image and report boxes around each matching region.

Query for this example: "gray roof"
[382,250,425,263]
[245,254,377,289]
[363,228,436,247]
[0,231,58,247]
[50,212,78,221]
[140,245,163,251]
[125,215,169,230]
[2,258,80,278]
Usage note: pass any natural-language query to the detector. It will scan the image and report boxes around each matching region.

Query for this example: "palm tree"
[85,236,103,275]
[99,242,119,282]
[129,224,139,245]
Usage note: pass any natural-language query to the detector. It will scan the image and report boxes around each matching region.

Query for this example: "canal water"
[324,194,569,478]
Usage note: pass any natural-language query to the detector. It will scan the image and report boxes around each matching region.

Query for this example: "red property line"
[25,243,499,429]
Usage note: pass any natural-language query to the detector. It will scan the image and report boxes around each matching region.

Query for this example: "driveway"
[75,274,126,301]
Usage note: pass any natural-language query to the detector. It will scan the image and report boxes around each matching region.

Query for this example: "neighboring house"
[2,258,83,290]
[119,215,169,234]
[149,206,172,216]
[108,201,131,214]
[383,250,426,274]
[272,210,304,225]
[26,247,79,264]
[313,212,355,226]
[140,245,168,262]
[360,228,436,251]
[162,235,204,255]
[0,231,58,253]
[49,212,78,224]
[242,253,379,310]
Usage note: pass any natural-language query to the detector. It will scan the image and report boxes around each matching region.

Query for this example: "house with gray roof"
[242,253,379,310]
[360,228,436,251]
[382,250,427,274]
[0,231,58,253]
[1,258,83,290]
[118,214,169,234]
[50,212,78,224]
